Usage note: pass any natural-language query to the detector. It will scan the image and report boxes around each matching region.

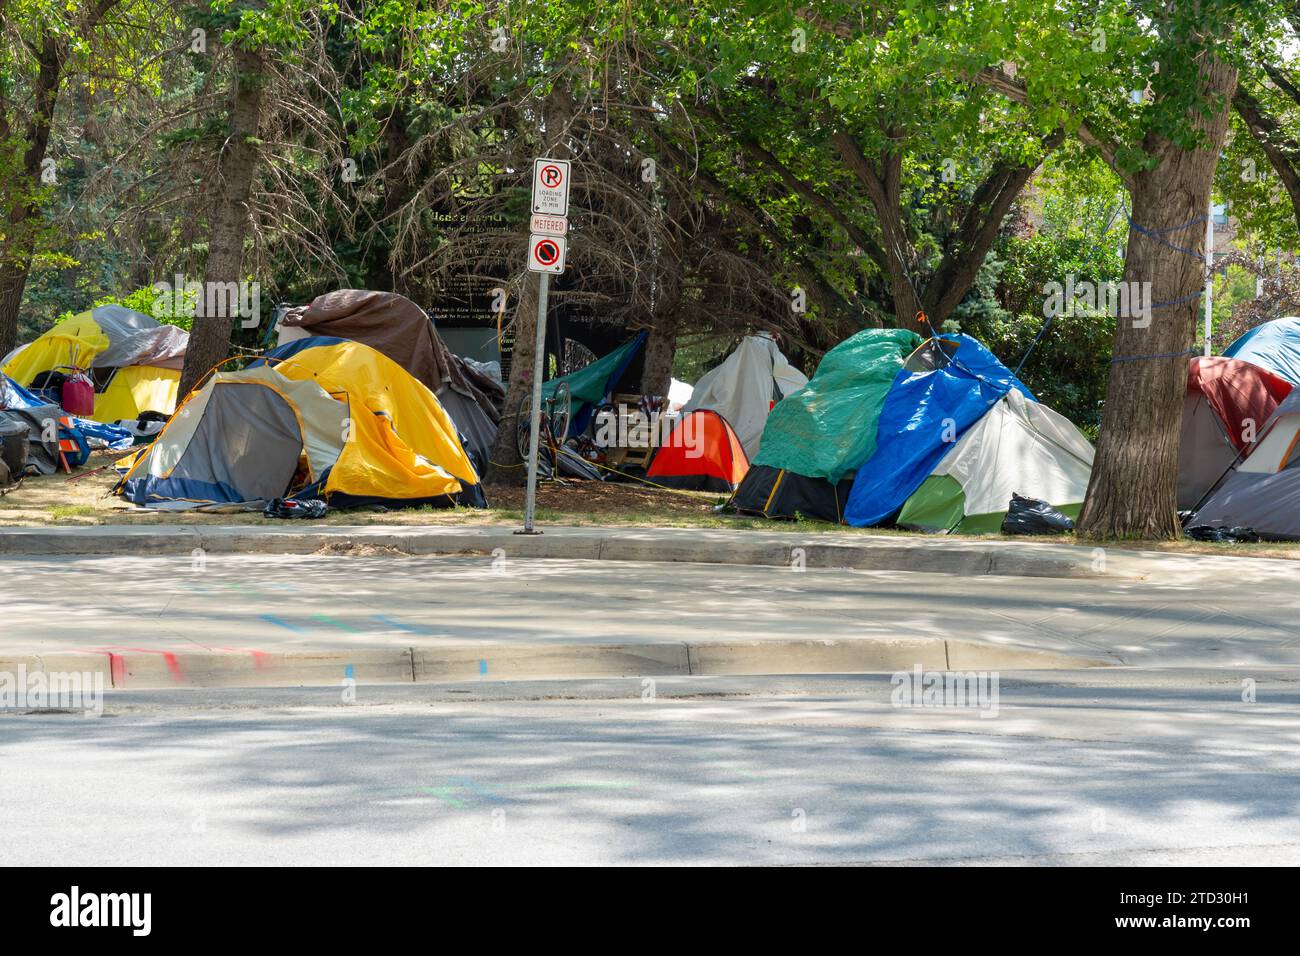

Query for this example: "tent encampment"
[734,329,1095,530]
[1179,356,1293,510]
[682,334,807,458]
[1188,387,1300,539]
[732,328,922,522]
[117,341,482,510]
[844,335,1092,529]
[3,305,187,422]
[1222,316,1300,385]
[276,290,504,460]
[646,409,749,493]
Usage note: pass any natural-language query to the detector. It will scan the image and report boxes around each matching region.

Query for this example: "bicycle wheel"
[515,391,536,462]
[549,382,572,445]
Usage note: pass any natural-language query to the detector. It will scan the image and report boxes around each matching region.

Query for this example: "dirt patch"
[4,450,1300,561]
[314,542,412,557]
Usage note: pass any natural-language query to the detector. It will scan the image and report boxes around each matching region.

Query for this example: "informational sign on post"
[529,212,568,237]
[518,158,573,536]
[527,234,567,274]
[531,158,571,215]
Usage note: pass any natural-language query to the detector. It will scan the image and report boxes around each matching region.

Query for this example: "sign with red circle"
[532,157,571,215]
[528,233,567,274]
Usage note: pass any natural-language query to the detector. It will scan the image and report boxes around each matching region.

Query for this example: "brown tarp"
[281,289,503,421]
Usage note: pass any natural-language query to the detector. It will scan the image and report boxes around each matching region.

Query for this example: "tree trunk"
[178,46,266,397]
[832,133,927,333]
[0,33,63,356]
[641,312,677,398]
[483,276,540,484]
[1076,56,1238,540]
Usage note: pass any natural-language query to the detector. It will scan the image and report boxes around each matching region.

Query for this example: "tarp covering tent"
[1222,316,1300,385]
[896,389,1094,533]
[646,409,749,493]
[118,347,481,510]
[544,331,647,434]
[844,335,1041,527]
[256,336,484,507]
[1179,356,1293,510]
[1189,388,1300,539]
[2,305,187,422]
[682,334,808,458]
[0,375,64,474]
[732,328,922,522]
[1,373,132,473]
[277,290,504,459]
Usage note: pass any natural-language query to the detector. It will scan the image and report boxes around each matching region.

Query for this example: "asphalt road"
[3,673,1298,865]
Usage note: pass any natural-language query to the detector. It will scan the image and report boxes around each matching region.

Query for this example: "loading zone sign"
[532,158,571,215]
[528,234,566,274]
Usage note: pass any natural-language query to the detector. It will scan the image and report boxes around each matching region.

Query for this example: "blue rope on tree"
[1122,206,1210,262]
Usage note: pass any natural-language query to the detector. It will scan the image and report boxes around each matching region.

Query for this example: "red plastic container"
[60,375,95,416]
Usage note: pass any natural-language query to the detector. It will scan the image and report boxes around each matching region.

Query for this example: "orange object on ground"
[646,409,750,493]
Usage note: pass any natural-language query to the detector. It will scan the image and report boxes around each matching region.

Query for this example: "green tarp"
[751,328,922,483]
[542,333,645,420]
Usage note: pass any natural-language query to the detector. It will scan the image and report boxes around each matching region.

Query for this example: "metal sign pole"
[1204,200,1214,357]
[520,270,550,534]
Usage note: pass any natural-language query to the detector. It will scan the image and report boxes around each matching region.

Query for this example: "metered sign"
[528,234,567,274]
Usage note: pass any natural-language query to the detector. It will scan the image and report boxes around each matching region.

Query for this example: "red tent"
[1179,356,1293,509]
[647,409,750,493]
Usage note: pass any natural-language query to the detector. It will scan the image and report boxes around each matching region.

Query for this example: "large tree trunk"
[1076,56,1238,540]
[640,313,677,398]
[0,33,62,356]
[178,46,266,397]
[483,275,540,484]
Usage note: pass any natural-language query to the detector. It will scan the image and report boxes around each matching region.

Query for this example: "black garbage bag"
[1001,493,1075,535]
[264,497,328,519]
[1183,525,1260,543]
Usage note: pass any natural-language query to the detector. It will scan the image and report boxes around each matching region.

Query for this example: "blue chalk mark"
[371,614,426,635]
[259,614,302,632]
[479,659,488,676]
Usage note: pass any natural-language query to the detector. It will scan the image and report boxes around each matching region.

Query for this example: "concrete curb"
[0,639,1111,691]
[0,523,1159,579]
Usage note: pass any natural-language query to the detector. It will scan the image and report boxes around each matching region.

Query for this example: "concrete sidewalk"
[2,550,1297,690]
[1,521,1293,584]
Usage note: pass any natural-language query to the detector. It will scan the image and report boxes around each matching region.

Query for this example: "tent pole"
[519,271,550,535]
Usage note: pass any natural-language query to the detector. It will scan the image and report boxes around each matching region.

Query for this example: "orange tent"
[647,409,749,492]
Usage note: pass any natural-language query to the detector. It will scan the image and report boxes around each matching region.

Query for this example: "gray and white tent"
[683,334,808,459]
[1189,389,1300,539]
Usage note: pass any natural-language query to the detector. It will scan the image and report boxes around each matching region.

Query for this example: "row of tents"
[655,317,1300,539]
[4,286,1300,539]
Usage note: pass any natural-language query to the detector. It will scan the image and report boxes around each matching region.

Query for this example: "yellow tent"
[115,338,481,509]
[3,305,187,422]
[261,337,479,504]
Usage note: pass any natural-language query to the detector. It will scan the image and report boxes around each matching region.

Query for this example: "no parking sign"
[528,233,566,274]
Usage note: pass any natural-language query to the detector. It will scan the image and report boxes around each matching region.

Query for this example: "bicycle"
[515,381,571,479]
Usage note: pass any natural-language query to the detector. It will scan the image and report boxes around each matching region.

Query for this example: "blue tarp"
[1,374,133,450]
[1223,317,1300,386]
[843,335,1034,527]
